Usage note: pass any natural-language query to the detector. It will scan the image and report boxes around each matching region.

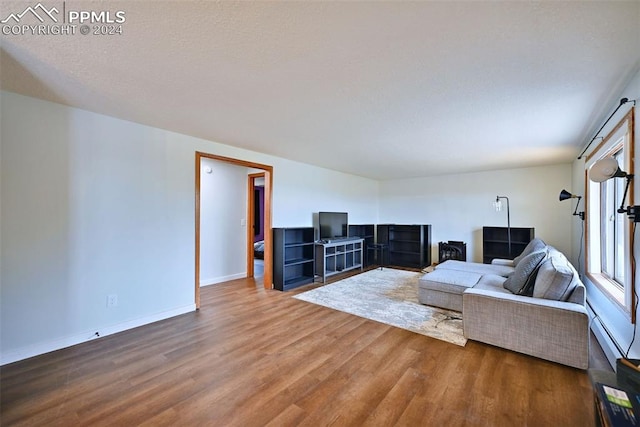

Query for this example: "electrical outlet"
[107,294,118,307]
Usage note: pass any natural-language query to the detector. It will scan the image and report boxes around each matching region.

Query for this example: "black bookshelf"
[348,224,375,267]
[482,226,535,264]
[377,224,432,269]
[273,227,315,291]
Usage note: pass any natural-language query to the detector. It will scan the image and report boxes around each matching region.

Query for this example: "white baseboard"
[587,303,620,370]
[1,304,196,366]
[200,272,246,287]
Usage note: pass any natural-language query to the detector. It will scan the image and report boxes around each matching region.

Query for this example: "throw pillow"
[513,238,546,266]
[518,262,543,297]
[503,249,547,295]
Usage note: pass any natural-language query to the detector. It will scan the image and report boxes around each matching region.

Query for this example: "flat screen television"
[318,212,348,240]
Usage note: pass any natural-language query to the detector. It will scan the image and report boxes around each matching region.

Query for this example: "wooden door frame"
[247,172,265,278]
[195,152,273,309]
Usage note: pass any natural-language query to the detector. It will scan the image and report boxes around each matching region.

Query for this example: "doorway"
[195,152,273,309]
[247,172,265,279]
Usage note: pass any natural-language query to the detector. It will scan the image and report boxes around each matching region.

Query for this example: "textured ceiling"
[1,1,639,180]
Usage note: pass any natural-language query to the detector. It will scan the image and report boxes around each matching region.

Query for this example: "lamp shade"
[559,189,579,201]
[589,157,627,182]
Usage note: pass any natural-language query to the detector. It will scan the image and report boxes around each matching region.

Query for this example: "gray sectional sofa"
[418,239,589,369]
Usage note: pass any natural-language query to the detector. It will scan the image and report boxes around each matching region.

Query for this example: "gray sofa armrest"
[462,288,589,369]
[491,258,514,267]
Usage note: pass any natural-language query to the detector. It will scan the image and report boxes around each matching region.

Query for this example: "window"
[599,147,626,286]
[585,109,635,316]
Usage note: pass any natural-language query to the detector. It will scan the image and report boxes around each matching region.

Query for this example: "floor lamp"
[494,196,511,257]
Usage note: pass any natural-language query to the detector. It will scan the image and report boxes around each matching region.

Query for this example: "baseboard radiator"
[587,301,622,370]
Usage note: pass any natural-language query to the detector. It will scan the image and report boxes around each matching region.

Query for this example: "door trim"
[195,152,273,309]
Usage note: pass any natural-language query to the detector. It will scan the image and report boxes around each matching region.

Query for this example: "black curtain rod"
[577,97,636,160]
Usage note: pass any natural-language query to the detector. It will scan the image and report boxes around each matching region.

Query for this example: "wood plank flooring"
[1,277,597,426]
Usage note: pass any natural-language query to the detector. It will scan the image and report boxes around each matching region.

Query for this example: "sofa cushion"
[566,283,586,306]
[503,249,547,295]
[533,254,579,301]
[513,238,546,266]
[435,260,514,277]
[419,269,482,294]
[475,274,509,293]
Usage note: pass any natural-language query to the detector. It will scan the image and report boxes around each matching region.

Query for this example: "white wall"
[1,92,198,365]
[572,68,640,364]
[271,160,379,228]
[379,164,574,263]
[0,91,379,364]
[199,159,249,285]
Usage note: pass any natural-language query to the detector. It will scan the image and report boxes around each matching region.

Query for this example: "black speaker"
[617,358,640,394]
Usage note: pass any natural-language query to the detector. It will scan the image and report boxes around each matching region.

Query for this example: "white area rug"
[294,268,466,346]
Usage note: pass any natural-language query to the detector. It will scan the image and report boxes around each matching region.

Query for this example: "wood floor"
[1,276,598,426]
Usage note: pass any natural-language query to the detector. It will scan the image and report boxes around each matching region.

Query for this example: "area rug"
[294,268,466,346]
